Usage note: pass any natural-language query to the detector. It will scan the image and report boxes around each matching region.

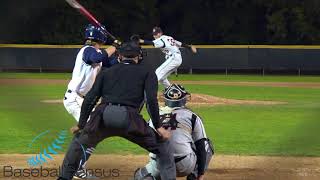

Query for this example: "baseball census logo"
[2,129,121,178]
[2,130,68,178]
[27,129,67,166]
[2,130,120,179]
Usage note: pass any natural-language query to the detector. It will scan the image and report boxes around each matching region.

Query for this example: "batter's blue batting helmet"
[85,24,107,44]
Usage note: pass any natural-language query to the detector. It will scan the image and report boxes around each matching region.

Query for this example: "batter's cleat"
[73,169,97,179]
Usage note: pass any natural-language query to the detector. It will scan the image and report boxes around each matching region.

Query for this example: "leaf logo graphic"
[27,130,67,166]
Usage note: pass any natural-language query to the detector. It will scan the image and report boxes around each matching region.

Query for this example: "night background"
[1,1,320,180]
[1,0,320,45]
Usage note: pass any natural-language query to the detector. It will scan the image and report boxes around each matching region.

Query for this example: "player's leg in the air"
[156,53,182,88]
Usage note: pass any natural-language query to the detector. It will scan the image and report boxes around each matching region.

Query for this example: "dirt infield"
[1,154,320,180]
[42,93,286,107]
[158,93,286,106]
[1,78,320,88]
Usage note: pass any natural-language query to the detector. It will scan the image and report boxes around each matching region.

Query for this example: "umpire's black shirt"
[78,59,160,129]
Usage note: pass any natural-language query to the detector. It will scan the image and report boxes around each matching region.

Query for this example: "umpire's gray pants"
[58,104,176,180]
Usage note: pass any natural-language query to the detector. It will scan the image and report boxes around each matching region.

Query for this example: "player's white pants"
[63,90,84,121]
[156,53,182,88]
[146,152,197,178]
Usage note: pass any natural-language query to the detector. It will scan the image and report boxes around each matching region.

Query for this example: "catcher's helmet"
[163,84,190,108]
[85,24,107,44]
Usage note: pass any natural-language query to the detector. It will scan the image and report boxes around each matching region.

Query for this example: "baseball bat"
[65,0,117,41]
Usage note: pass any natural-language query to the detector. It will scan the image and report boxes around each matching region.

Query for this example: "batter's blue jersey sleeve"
[102,54,119,68]
[83,46,108,65]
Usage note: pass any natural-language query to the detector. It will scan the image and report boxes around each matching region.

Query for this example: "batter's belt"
[67,89,85,98]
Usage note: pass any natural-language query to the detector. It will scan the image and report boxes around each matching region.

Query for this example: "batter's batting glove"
[112,39,122,48]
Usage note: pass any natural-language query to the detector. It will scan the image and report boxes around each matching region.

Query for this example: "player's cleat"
[73,169,97,179]
[133,168,155,180]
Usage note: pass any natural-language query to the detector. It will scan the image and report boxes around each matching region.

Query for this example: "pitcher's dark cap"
[152,27,163,35]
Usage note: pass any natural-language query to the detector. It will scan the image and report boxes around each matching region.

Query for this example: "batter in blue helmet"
[63,24,118,179]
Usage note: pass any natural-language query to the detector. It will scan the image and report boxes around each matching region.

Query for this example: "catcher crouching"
[134,84,214,180]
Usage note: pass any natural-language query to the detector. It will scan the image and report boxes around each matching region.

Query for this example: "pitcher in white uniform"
[139,27,197,88]
[134,84,214,180]
[63,24,117,179]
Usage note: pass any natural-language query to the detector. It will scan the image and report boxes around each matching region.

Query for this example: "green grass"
[193,105,320,156]
[1,73,320,156]
[0,73,70,79]
[1,72,320,82]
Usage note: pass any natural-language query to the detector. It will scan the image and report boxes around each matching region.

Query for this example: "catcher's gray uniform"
[146,106,214,178]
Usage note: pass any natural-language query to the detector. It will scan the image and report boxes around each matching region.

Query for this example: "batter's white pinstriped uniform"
[63,45,103,121]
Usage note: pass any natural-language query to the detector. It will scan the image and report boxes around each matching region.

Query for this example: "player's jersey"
[153,35,182,56]
[149,106,207,157]
[169,107,207,157]
[67,46,103,96]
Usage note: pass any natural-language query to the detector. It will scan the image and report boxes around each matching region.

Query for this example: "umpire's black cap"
[152,26,163,35]
[118,41,141,58]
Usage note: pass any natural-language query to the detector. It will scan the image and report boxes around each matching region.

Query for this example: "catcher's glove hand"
[160,113,178,130]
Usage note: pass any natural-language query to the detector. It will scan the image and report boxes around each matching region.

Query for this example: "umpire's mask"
[163,84,190,108]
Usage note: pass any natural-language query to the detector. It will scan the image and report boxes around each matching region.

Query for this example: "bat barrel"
[65,0,117,41]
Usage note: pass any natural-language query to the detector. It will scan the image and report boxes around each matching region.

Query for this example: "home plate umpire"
[57,40,176,180]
